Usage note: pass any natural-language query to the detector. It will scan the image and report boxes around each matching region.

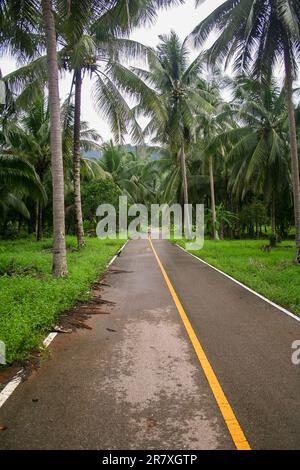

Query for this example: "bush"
[269,232,277,248]
[0,236,124,364]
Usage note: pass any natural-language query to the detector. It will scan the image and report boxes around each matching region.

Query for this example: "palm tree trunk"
[0,68,5,105]
[220,219,224,239]
[35,201,39,238]
[209,154,219,240]
[42,0,68,277]
[36,201,43,241]
[284,43,300,264]
[271,195,276,235]
[180,143,191,238]
[73,68,85,248]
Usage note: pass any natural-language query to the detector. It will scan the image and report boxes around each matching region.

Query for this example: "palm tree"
[1,0,68,275]
[56,1,142,247]
[191,0,300,261]
[0,1,43,113]
[102,142,159,204]
[5,1,181,247]
[112,31,211,235]
[98,141,156,203]
[1,96,51,240]
[155,148,183,204]
[1,92,102,239]
[0,154,46,222]
[64,0,183,246]
[193,76,230,239]
[41,0,68,276]
[0,0,42,60]
[54,1,108,248]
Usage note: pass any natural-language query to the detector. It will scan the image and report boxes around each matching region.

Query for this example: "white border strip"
[107,255,117,267]
[107,240,129,267]
[0,331,59,410]
[176,243,300,324]
[43,332,57,348]
[0,240,129,410]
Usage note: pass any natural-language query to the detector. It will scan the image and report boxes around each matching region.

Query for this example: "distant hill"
[123,144,162,161]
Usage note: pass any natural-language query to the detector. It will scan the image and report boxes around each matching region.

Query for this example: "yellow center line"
[148,237,251,451]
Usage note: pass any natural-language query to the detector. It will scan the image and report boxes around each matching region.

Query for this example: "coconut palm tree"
[5,1,181,247]
[1,0,68,275]
[1,96,52,240]
[98,141,156,203]
[193,75,231,240]
[191,0,300,261]
[239,80,290,235]
[0,1,43,114]
[55,0,142,247]
[0,154,46,222]
[41,0,68,276]
[111,31,213,235]
[0,0,43,60]
[60,0,183,246]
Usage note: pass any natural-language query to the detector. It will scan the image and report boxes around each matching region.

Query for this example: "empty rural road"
[0,238,300,450]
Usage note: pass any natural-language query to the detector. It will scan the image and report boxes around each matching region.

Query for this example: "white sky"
[1,0,227,143]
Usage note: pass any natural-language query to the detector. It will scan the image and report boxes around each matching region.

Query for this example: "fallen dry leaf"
[53,326,72,334]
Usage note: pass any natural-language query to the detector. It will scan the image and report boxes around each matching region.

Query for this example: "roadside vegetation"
[0,237,124,364]
[177,239,300,316]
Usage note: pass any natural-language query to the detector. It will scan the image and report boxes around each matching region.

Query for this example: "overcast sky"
[1,0,227,143]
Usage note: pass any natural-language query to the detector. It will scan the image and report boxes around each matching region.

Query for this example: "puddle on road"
[101,306,225,449]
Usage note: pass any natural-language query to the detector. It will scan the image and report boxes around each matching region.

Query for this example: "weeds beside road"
[0,237,125,364]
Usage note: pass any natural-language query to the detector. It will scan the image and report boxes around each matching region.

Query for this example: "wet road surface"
[0,238,300,449]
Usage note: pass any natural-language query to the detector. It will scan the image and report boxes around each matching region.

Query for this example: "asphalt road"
[0,238,300,449]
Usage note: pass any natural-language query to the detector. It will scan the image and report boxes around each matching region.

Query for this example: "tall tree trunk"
[42,0,68,277]
[180,142,191,238]
[209,154,219,240]
[0,68,6,106]
[73,68,85,248]
[220,219,224,240]
[271,195,276,235]
[284,43,300,264]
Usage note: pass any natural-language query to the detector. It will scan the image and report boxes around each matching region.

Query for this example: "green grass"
[0,236,125,364]
[176,239,300,316]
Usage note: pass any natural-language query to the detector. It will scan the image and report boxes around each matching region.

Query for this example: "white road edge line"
[0,240,129,410]
[176,243,300,324]
[107,255,117,267]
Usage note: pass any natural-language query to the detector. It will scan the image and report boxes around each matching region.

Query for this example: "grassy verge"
[176,239,300,316]
[0,236,125,364]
